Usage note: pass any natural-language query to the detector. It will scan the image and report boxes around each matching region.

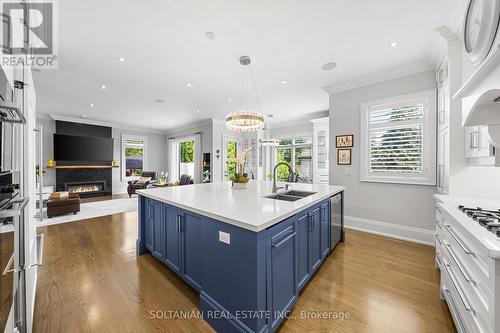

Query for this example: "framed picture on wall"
[337,149,351,165]
[336,135,353,148]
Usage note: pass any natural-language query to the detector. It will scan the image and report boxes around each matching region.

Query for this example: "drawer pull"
[444,289,466,333]
[435,219,443,229]
[435,234,442,245]
[445,242,473,284]
[444,263,475,314]
[444,224,474,256]
[272,232,296,248]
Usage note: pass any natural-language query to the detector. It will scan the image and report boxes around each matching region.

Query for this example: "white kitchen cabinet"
[243,132,263,180]
[464,125,495,164]
[311,117,329,184]
[436,57,451,194]
[437,59,450,132]
[437,129,449,194]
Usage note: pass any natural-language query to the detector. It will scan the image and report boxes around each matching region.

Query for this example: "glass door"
[178,139,195,180]
[222,136,241,181]
[316,129,328,172]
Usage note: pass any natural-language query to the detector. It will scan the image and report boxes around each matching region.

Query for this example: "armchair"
[127,171,157,197]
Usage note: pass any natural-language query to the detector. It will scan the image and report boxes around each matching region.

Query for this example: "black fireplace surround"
[54,121,113,197]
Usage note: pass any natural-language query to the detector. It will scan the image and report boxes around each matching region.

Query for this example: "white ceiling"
[34,0,455,131]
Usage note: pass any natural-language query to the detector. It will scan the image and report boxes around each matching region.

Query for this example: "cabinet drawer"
[442,257,490,333]
[444,241,493,332]
[440,209,490,285]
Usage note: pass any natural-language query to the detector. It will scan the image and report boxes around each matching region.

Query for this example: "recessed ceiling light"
[228,99,232,103]
[89,103,95,108]
[186,83,192,88]
[390,41,399,48]
[82,114,87,119]
[205,32,216,40]
[196,109,200,113]
[321,62,337,71]
[117,56,125,62]
[281,80,289,84]
[100,85,107,90]
[155,99,165,103]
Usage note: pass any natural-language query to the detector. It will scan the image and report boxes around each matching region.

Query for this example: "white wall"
[329,70,437,244]
[35,118,168,194]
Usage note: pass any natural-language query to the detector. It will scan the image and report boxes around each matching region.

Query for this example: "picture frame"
[336,135,353,148]
[337,149,351,165]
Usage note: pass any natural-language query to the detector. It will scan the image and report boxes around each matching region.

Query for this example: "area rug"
[37,197,138,227]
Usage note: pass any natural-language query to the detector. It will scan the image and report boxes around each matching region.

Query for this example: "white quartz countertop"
[138,181,345,232]
[434,194,500,258]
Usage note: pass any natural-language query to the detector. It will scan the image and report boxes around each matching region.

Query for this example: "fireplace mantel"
[47,165,119,169]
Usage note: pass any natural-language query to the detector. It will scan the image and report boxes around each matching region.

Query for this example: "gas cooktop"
[458,206,500,237]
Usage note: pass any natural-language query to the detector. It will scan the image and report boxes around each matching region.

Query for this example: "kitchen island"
[137,181,345,333]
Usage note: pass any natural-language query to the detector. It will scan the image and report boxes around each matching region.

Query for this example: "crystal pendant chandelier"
[225,56,264,132]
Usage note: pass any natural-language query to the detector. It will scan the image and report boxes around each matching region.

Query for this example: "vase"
[232,182,248,190]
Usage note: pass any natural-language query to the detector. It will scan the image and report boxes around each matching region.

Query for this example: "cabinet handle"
[443,289,466,332]
[177,215,181,232]
[444,224,474,256]
[445,242,473,283]
[444,263,474,314]
[180,214,184,232]
[272,232,296,248]
[308,214,313,232]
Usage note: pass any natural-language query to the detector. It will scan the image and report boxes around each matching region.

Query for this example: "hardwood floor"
[33,212,456,332]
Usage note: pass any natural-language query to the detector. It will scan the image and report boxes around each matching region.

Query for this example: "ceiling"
[34,0,456,131]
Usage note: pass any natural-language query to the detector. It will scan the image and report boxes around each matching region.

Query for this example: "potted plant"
[229,147,252,189]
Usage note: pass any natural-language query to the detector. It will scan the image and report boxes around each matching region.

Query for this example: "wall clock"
[463,0,500,65]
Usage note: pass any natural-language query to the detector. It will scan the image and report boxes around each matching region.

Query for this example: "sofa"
[127,171,157,197]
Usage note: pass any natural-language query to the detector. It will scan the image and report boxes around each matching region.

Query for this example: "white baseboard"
[344,215,435,246]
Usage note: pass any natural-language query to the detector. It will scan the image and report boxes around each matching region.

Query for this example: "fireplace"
[66,181,105,195]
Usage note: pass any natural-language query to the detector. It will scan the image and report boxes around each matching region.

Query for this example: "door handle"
[272,232,296,248]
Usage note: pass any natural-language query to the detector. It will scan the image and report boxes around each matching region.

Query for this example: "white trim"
[360,89,437,185]
[121,134,148,181]
[344,215,435,246]
[322,61,434,95]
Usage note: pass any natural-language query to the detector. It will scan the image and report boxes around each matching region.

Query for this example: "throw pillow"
[136,176,152,185]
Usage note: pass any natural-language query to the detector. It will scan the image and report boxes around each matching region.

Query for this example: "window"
[360,89,436,185]
[274,135,313,183]
[179,139,195,178]
[122,135,147,179]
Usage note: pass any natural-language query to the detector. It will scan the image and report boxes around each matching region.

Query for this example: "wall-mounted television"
[54,133,113,161]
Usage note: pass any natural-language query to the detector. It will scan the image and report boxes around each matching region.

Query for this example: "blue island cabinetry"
[137,194,340,333]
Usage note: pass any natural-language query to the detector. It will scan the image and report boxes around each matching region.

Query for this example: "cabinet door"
[267,220,297,331]
[309,206,322,272]
[320,201,330,258]
[164,205,181,274]
[152,201,164,260]
[144,199,154,251]
[296,212,310,290]
[314,125,329,183]
[181,211,202,290]
[437,129,449,194]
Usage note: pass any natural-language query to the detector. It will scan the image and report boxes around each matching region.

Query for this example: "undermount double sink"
[264,190,317,202]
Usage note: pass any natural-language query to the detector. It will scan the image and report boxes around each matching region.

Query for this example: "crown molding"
[322,61,434,95]
[43,113,167,135]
